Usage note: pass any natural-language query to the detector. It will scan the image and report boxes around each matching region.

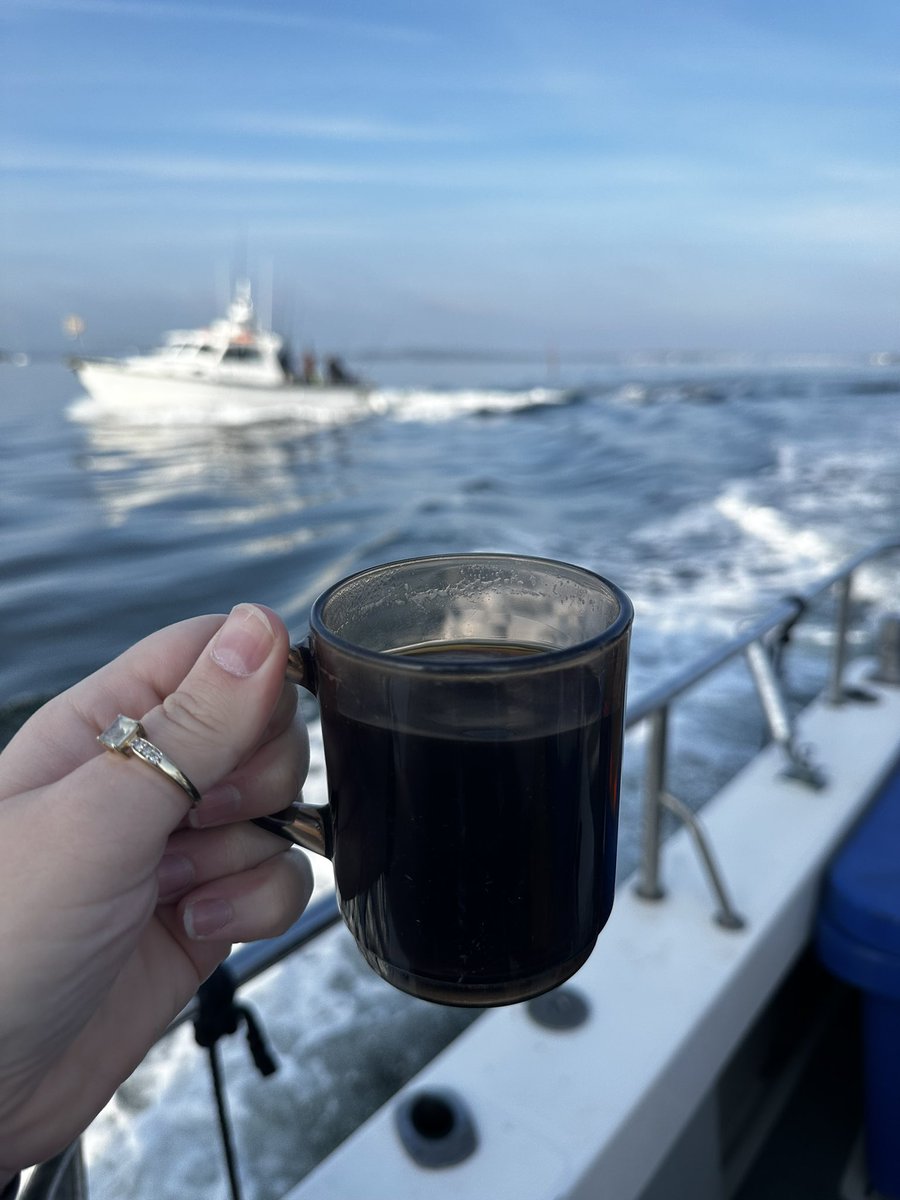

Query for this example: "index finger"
[0,616,228,799]
[35,605,292,866]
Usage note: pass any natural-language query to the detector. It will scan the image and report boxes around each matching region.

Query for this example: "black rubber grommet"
[394,1087,479,1168]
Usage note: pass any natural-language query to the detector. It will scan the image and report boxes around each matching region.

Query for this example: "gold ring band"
[98,714,202,807]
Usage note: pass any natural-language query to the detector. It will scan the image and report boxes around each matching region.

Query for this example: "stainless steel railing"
[630,534,900,926]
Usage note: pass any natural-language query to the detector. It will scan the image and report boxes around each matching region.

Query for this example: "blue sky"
[2,0,900,354]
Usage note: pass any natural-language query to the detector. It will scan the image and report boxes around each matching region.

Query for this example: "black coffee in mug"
[272,555,632,1007]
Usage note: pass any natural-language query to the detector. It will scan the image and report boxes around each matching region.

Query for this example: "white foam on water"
[714,483,837,572]
[606,382,651,407]
[370,385,568,422]
[624,506,769,641]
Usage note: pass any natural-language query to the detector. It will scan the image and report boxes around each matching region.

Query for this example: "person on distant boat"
[325,355,357,386]
[301,350,320,385]
[277,342,295,382]
[0,605,313,1195]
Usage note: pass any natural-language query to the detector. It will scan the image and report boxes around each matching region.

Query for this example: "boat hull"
[74,359,373,423]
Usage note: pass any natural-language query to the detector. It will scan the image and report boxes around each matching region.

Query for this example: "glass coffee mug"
[261,554,632,1008]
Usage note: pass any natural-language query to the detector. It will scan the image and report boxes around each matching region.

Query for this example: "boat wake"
[371,385,571,421]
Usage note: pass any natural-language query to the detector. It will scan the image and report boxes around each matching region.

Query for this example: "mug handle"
[251,638,334,859]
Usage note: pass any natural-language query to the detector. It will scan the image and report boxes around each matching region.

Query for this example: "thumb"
[61,604,290,868]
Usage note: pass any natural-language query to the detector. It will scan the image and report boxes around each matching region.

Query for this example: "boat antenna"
[260,255,274,333]
[233,226,249,298]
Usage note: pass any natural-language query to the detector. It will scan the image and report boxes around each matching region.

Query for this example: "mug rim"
[308,552,633,675]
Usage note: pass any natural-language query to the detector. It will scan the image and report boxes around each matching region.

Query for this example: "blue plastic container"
[817,762,900,1200]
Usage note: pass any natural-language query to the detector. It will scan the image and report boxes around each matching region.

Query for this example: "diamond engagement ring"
[98,714,202,807]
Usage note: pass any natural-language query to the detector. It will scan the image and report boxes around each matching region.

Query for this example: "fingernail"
[190,783,242,828]
[184,898,233,939]
[157,853,195,901]
[211,604,275,678]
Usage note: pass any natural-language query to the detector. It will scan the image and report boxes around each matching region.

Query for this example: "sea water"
[1,357,898,1196]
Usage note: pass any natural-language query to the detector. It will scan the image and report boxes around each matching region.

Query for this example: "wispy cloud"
[0,147,381,183]
[223,114,471,143]
[0,144,742,192]
[817,160,900,188]
[9,0,429,44]
[750,201,900,249]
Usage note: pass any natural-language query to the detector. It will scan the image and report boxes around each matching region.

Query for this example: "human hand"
[0,605,313,1180]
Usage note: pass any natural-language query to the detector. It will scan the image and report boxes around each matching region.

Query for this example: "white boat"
[71,282,373,422]
[22,537,900,1200]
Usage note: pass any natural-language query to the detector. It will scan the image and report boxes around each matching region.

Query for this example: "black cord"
[193,962,280,1200]
[772,593,809,679]
[236,1004,278,1076]
[206,1043,243,1200]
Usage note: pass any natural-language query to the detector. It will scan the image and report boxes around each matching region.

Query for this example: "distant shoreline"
[4,347,899,368]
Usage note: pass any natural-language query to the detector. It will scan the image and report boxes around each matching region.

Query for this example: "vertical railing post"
[828,572,853,705]
[635,706,668,900]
